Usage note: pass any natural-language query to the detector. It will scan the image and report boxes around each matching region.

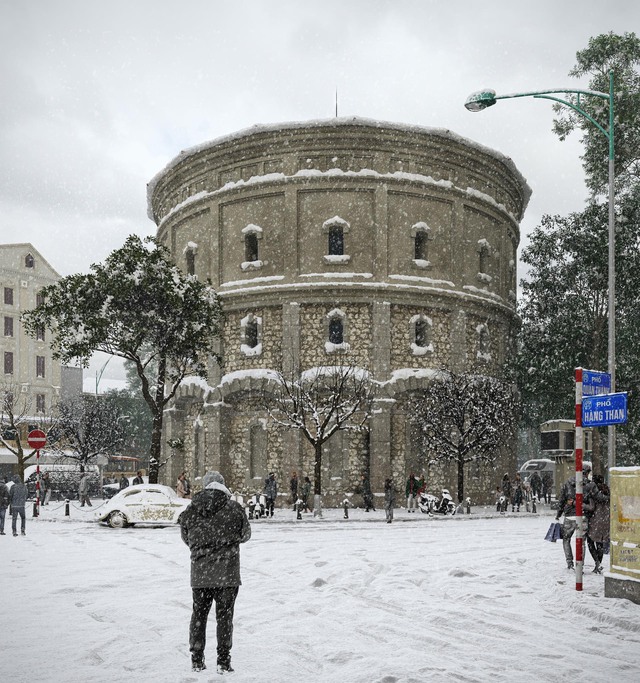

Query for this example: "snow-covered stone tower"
[148,118,531,505]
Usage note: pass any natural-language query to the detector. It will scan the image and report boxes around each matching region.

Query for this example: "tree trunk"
[457,454,465,503]
[591,428,604,477]
[314,442,322,496]
[148,354,167,484]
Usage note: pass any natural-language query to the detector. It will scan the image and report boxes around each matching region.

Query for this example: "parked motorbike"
[246,493,266,519]
[418,489,456,515]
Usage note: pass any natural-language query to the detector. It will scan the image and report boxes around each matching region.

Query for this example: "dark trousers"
[189,586,239,667]
[11,507,26,534]
[265,497,275,516]
[0,506,6,533]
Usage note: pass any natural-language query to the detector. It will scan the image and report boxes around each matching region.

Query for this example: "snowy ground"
[3,500,640,683]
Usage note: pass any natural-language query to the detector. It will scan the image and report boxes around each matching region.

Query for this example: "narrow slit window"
[329,318,344,344]
[328,226,344,256]
[415,231,429,261]
[415,319,429,347]
[186,250,195,275]
[245,233,259,262]
[25,254,35,268]
[245,318,259,348]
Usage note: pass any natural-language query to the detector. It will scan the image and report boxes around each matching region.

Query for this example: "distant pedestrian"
[405,472,420,513]
[42,472,52,505]
[384,478,396,523]
[501,474,512,510]
[360,473,374,512]
[9,475,27,536]
[119,474,129,490]
[0,477,9,535]
[263,472,277,517]
[542,471,553,504]
[78,472,92,507]
[301,476,311,513]
[512,474,523,512]
[494,486,503,513]
[289,471,298,507]
[180,471,251,674]
[529,470,542,501]
[132,470,145,486]
[177,472,191,499]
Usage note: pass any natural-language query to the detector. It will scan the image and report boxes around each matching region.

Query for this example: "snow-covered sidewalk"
[3,503,639,683]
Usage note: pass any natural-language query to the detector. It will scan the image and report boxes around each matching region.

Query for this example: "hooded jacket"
[180,484,251,588]
[9,476,27,508]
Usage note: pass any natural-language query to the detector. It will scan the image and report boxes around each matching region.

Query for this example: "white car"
[96,484,191,528]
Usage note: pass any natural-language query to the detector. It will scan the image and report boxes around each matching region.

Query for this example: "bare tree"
[409,371,520,502]
[0,383,50,478]
[264,364,374,510]
[49,396,127,472]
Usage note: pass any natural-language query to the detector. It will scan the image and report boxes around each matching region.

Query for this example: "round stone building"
[148,118,531,506]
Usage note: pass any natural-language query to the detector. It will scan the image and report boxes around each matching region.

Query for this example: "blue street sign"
[582,392,628,427]
[582,370,611,396]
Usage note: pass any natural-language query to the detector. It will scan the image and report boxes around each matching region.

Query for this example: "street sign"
[582,392,628,427]
[27,429,47,449]
[582,370,611,396]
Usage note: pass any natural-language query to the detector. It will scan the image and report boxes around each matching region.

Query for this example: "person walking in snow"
[263,472,277,517]
[584,473,610,574]
[180,471,251,674]
[78,472,92,507]
[512,473,524,512]
[301,476,312,513]
[360,472,374,512]
[529,470,542,501]
[289,471,298,507]
[132,470,145,486]
[405,472,420,513]
[555,464,594,570]
[119,473,129,490]
[384,478,396,523]
[501,474,512,511]
[541,471,553,504]
[177,472,191,499]
[9,475,27,536]
[0,477,9,535]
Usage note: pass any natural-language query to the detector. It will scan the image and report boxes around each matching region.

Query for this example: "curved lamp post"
[465,74,616,469]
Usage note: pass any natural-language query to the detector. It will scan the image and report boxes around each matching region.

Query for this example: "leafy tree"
[50,396,127,471]
[264,364,374,512]
[22,235,223,483]
[553,31,640,198]
[409,372,519,503]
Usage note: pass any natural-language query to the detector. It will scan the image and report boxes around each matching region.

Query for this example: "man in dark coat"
[180,471,251,674]
[0,477,9,534]
[9,475,28,536]
[555,464,595,570]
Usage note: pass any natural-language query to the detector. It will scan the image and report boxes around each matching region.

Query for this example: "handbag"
[544,521,562,543]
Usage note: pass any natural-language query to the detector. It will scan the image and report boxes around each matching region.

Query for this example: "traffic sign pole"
[27,430,47,517]
[575,368,584,591]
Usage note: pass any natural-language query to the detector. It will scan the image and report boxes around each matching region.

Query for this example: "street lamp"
[465,74,616,468]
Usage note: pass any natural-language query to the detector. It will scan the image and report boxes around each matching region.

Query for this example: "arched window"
[476,323,491,363]
[245,233,259,262]
[25,254,35,268]
[328,225,344,256]
[329,318,343,344]
[241,314,262,356]
[183,242,197,276]
[477,239,492,283]
[410,314,433,355]
[414,231,429,261]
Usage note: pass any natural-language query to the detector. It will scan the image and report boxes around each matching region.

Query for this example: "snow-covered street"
[3,503,640,683]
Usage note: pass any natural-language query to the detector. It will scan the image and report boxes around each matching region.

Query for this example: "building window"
[240,314,262,357]
[410,315,434,356]
[36,355,45,378]
[241,224,263,271]
[329,318,343,344]
[36,394,45,413]
[25,253,35,268]
[4,352,13,375]
[245,233,259,262]
[328,226,344,256]
[4,316,13,337]
[414,231,429,260]
[4,287,13,305]
[183,242,197,276]
[36,291,45,307]
[325,308,350,353]
[36,325,45,342]
[322,216,351,264]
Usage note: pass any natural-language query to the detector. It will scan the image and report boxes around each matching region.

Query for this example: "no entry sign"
[27,429,47,449]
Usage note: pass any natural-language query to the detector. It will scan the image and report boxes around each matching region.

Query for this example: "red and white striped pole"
[27,429,47,519]
[575,368,584,591]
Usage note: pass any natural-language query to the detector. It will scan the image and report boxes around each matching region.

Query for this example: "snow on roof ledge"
[147,117,532,220]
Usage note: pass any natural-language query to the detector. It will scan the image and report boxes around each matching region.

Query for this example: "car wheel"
[108,511,128,529]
